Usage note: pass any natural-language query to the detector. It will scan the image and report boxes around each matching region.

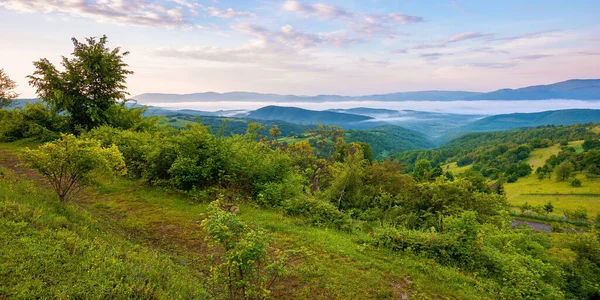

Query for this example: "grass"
[501,143,600,219]
[568,140,584,154]
[279,133,314,144]
[506,174,600,218]
[442,162,472,175]
[527,144,562,169]
[0,143,495,299]
[0,168,209,299]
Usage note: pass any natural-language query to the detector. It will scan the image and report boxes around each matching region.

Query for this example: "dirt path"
[0,149,47,183]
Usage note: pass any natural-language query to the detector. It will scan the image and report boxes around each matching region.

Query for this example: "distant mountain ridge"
[453,109,600,133]
[465,79,600,100]
[133,79,600,103]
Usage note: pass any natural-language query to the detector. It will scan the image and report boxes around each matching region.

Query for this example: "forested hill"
[163,114,309,137]
[344,125,435,159]
[241,106,376,128]
[393,123,597,169]
[441,124,594,151]
[453,109,600,133]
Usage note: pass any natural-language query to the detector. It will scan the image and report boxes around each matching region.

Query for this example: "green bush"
[283,197,352,231]
[0,102,68,142]
[202,200,299,299]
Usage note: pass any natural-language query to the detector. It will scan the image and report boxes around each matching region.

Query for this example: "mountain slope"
[242,106,376,129]
[344,125,435,159]
[454,109,600,133]
[467,79,600,100]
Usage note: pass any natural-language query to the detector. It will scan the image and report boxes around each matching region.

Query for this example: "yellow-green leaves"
[21,134,126,202]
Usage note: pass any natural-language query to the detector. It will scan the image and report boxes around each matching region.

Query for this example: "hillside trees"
[28,35,133,132]
[555,161,575,181]
[0,68,18,108]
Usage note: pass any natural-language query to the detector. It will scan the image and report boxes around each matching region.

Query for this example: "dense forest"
[1,36,600,299]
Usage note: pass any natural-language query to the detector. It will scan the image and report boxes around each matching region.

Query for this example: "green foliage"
[412,159,431,182]
[397,178,507,230]
[0,68,18,108]
[0,172,208,298]
[371,213,563,298]
[27,35,133,131]
[283,197,352,231]
[564,206,588,221]
[571,177,582,187]
[344,125,435,160]
[555,161,575,181]
[0,102,69,142]
[202,200,299,299]
[21,134,126,201]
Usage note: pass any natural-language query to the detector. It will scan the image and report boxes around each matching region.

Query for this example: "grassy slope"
[0,143,491,299]
[442,162,473,175]
[506,141,600,217]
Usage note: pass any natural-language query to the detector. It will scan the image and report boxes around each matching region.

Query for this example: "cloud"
[420,53,451,61]
[281,0,422,37]
[470,62,518,68]
[150,22,360,72]
[574,51,600,56]
[233,23,360,49]
[0,0,198,29]
[411,32,494,50]
[469,47,509,54]
[491,30,560,42]
[206,6,255,19]
[515,54,551,60]
[282,0,351,19]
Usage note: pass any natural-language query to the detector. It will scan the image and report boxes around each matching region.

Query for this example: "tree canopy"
[0,68,18,108]
[28,35,133,131]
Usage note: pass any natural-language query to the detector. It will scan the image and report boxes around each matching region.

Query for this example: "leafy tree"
[519,202,532,214]
[564,206,588,221]
[268,125,281,147]
[21,134,126,202]
[0,68,18,108]
[28,35,133,131]
[412,159,431,182]
[570,178,582,187]
[543,201,554,214]
[429,165,444,180]
[555,161,575,181]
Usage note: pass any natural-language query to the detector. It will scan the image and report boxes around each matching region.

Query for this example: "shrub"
[202,200,300,299]
[283,197,352,231]
[0,102,69,142]
[21,134,126,202]
[570,178,582,187]
[83,126,154,178]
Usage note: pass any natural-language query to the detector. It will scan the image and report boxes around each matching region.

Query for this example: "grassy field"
[439,143,600,220]
[0,143,493,299]
[279,133,314,144]
[442,162,473,175]
[527,144,562,169]
[505,143,600,219]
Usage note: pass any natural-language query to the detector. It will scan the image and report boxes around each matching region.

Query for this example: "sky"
[1,0,600,98]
